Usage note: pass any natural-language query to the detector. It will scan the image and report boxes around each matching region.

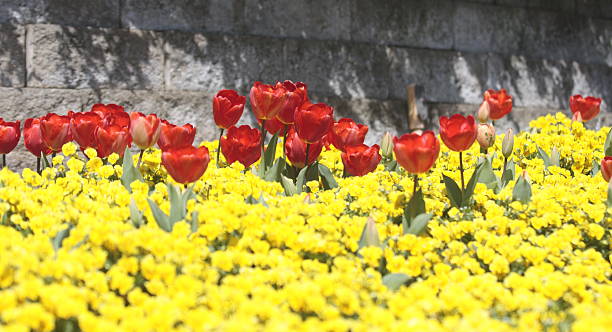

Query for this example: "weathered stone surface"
[284,39,391,100]
[26,24,164,89]
[244,0,351,40]
[0,0,120,27]
[0,23,25,87]
[351,0,454,49]
[495,0,575,12]
[577,0,612,19]
[164,31,284,92]
[122,0,234,33]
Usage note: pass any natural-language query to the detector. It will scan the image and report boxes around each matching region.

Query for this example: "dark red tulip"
[220,125,261,168]
[24,118,52,157]
[601,156,612,182]
[285,128,323,168]
[258,117,292,136]
[570,95,602,122]
[213,89,246,130]
[294,103,334,144]
[0,119,20,155]
[162,146,210,184]
[158,120,196,151]
[330,118,368,152]
[439,114,478,152]
[276,81,307,125]
[341,144,382,176]
[393,131,440,174]
[91,104,130,128]
[249,82,288,120]
[95,124,131,158]
[484,89,512,120]
[130,112,161,149]
[40,113,72,152]
[70,112,101,149]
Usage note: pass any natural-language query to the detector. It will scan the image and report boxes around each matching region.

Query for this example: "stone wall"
[0,0,611,169]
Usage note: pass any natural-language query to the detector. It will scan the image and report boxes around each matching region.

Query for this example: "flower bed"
[0,82,610,331]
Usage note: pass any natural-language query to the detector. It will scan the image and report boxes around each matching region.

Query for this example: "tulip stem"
[413,174,419,196]
[260,120,267,168]
[305,143,311,167]
[36,157,41,174]
[1,154,5,168]
[137,149,144,168]
[459,151,465,192]
[282,124,288,159]
[216,128,224,168]
[503,156,508,172]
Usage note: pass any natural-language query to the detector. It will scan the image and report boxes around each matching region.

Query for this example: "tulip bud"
[572,111,583,123]
[358,217,381,249]
[476,123,495,150]
[502,128,514,158]
[601,156,612,182]
[380,132,393,158]
[477,101,490,123]
[551,147,560,167]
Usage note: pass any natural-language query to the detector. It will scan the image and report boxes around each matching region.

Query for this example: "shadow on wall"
[0,23,25,87]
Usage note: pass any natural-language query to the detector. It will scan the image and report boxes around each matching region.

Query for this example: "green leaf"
[478,158,500,191]
[296,166,309,194]
[357,217,382,250]
[190,211,199,233]
[167,183,186,225]
[404,189,425,223]
[462,163,483,206]
[41,152,51,169]
[129,198,144,228]
[512,176,532,204]
[591,160,601,177]
[264,133,279,170]
[604,128,612,156]
[318,163,338,190]
[281,175,298,196]
[264,158,286,182]
[52,224,73,253]
[245,194,268,207]
[537,145,552,168]
[121,147,144,192]
[442,174,462,208]
[384,159,398,172]
[147,198,171,232]
[382,273,411,291]
[404,213,432,235]
[501,160,516,187]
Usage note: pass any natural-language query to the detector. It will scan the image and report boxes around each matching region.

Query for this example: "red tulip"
[220,125,261,168]
[570,95,602,122]
[330,118,368,152]
[484,89,512,120]
[91,104,130,128]
[129,112,161,149]
[213,89,246,130]
[601,156,612,182]
[393,131,440,174]
[0,119,20,154]
[285,128,323,168]
[439,114,478,152]
[258,117,292,136]
[40,113,72,152]
[70,112,101,149]
[95,124,132,158]
[276,81,307,125]
[24,118,52,157]
[158,120,196,151]
[294,103,334,144]
[249,82,288,120]
[341,144,381,176]
[162,146,210,184]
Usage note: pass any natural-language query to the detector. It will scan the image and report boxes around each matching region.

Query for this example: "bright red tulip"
[91,104,130,128]
[158,120,196,151]
[285,128,323,168]
[276,81,307,125]
[162,146,210,184]
[330,118,368,152]
[24,118,52,157]
[393,131,440,174]
[220,125,261,168]
[0,119,20,155]
[213,89,246,130]
[95,124,132,158]
[294,103,334,144]
[570,95,602,122]
[129,112,161,149]
[40,113,72,152]
[70,112,101,149]
[341,144,381,176]
[439,114,478,152]
[249,82,288,120]
[258,117,291,136]
[601,156,612,182]
[484,89,512,120]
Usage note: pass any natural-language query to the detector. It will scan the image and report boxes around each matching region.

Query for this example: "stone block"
[243,0,351,40]
[284,39,391,100]
[0,23,25,87]
[351,0,454,49]
[164,31,284,92]
[26,24,164,89]
[577,0,612,19]
[495,0,575,12]
[0,0,120,27]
